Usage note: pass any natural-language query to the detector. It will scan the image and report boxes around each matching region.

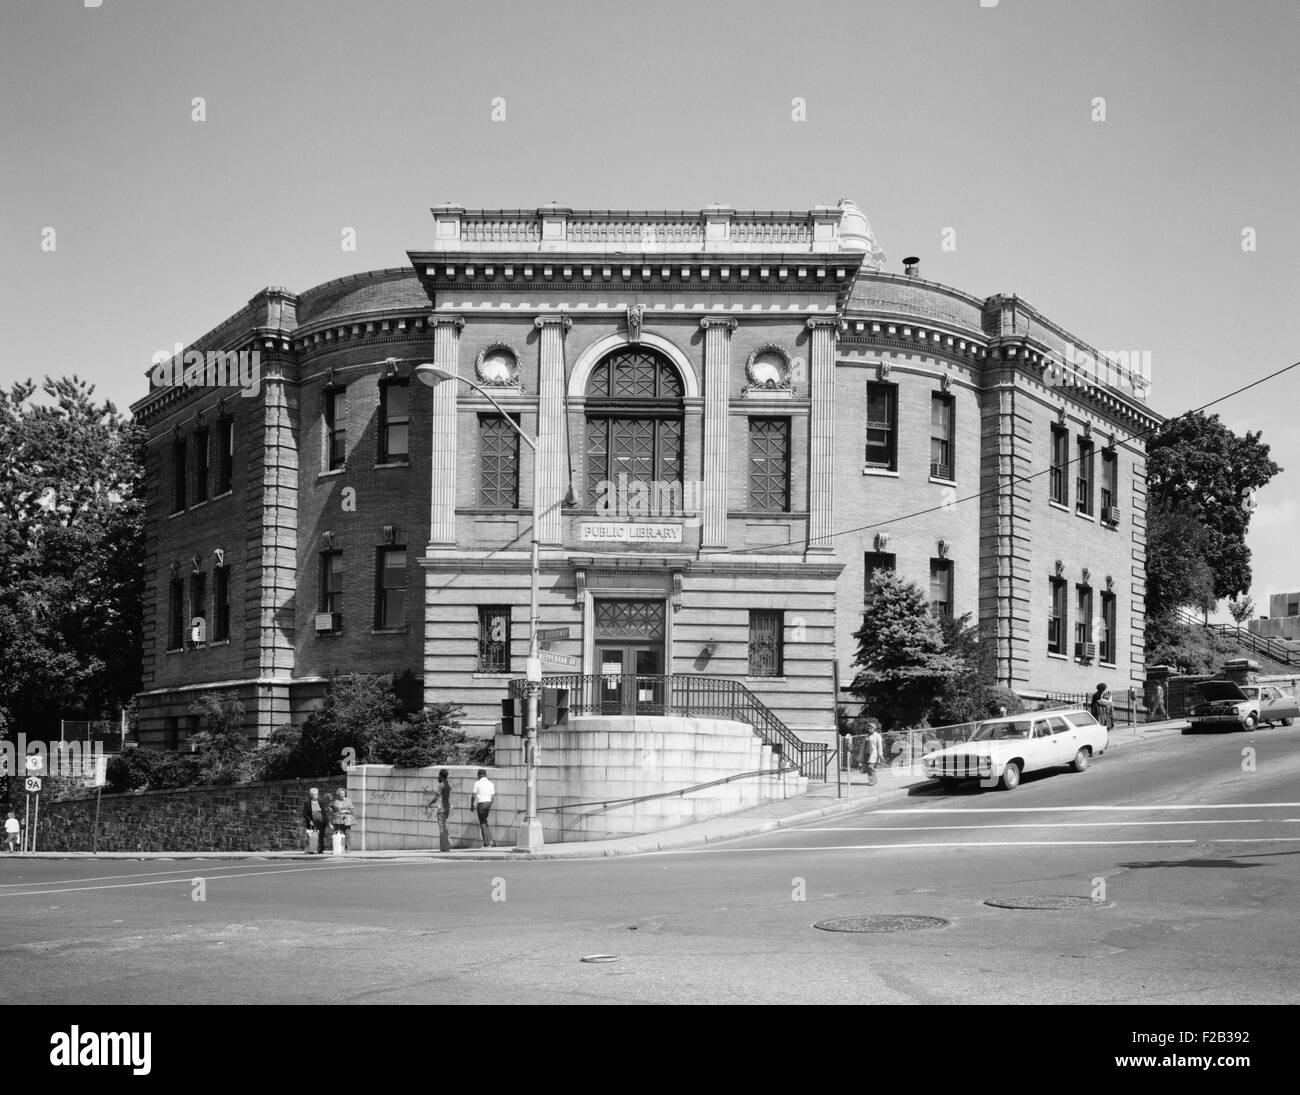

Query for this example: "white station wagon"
[923,709,1110,791]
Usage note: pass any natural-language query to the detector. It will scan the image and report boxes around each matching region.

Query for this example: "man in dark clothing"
[302,786,330,854]
[430,769,452,852]
[1089,683,1115,731]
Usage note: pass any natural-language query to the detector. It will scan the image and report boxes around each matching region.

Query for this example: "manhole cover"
[984,895,1112,910]
[580,954,620,963]
[814,915,950,933]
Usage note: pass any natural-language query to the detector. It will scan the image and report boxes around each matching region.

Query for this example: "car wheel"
[1242,712,1258,731]
[938,778,959,793]
[1071,747,1090,772]
[999,761,1021,791]
[1282,718,1294,727]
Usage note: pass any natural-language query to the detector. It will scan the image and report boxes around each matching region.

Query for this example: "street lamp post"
[416,363,546,852]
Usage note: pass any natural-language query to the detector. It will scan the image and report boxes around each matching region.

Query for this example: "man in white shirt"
[865,727,884,786]
[471,769,496,848]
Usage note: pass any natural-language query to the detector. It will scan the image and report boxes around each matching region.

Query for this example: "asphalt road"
[3,724,1299,1005]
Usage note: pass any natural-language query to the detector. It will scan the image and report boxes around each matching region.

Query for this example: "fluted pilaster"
[534,314,571,545]
[700,317,737,549]
[428,314,464,546]
[807,317,838,552]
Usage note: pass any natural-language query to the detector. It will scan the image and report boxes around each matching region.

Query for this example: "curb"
[5,783,920,864]
[2,724,1195,863]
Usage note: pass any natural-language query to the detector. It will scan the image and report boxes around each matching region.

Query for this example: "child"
[4,811,19,852]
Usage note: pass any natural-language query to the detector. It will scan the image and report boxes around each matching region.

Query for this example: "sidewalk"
[9,718,1192,863]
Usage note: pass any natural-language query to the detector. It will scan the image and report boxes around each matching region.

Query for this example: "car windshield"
[1242,688,1261,700]
[971,720,1033,741]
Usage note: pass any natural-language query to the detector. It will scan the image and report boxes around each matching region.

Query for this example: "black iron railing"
[1174,608,1300,667]
[507,673,830,780]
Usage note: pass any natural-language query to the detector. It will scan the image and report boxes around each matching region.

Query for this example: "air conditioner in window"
[1075,641,1096,660]
[1101,505,1118,525]
[315,612,342,632]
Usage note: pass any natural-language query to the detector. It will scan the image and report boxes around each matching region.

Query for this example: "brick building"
[130,201,1158,748]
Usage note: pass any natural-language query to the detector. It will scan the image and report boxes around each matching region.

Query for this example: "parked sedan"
[1187,682,1299,731]
[922,709,1109,791]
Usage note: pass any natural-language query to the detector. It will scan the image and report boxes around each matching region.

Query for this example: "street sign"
[24,776,41,793]
[25,755,43,773]
[539,650,580,669]
[537,627,570,642]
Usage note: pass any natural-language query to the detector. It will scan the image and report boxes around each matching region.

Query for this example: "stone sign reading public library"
[130,201,1157,747]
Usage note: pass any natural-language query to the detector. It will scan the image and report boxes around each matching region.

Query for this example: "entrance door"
[593,598,668,716]
[596,643,664,715]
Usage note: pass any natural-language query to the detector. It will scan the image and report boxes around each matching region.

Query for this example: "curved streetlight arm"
[414,364,537,451]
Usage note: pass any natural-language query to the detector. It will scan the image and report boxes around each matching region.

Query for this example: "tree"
[187,692,254,784]
[849,572,965,731]
[0,377,145,739]
[366,703,469,768]
[294,674,400,776]
[1228,597,1256,626]
[1144,499,1217,618]
[1146,411,1280,605]
[929,613,1027,726]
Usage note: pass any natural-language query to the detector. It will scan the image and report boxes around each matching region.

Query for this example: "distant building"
[129,201,1157,750]
[1250,592,1300,642]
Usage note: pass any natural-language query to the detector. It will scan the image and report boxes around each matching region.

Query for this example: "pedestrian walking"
[471,769,496,848]
[4,811,19,852]
[330,787,355,853]
[302,786,330,854]
[430,769,452,852]
[1150,682,1168,722]
[865,726,884,786]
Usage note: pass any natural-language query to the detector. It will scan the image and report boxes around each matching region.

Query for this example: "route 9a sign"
[24,776,41,793]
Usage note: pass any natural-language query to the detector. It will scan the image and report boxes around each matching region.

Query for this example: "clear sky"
[2,0,1297,620]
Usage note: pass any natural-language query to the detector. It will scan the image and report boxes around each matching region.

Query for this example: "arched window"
[585,348,684,512]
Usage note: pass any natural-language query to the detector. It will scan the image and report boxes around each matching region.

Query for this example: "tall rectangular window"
[1100,591,1117,664]
[1075,585,1094,656]
[1050,425,1069,506]
[168,576,185,650]
[748,610,784,676]
[194,427,209,504]
[748,417,790,512]
[478,606,512,672]
[864,551,896,605]
[930,393,955,481]
[1076,438,1094,516]
[190,571,207,643]
[1048,577,1068,654]
[319,551,343,620]
[171,437,187,513]
[479,415,520,508]
[216,416,235,495]
[213,565,230,642]
[379,380,410,463]
[1101,448,1118,523]
[929,559,954,618]
[865,382,898,471]
[375,547,407,629]
[324,387,347,471]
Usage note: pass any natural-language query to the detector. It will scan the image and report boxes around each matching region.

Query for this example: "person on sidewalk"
[865,726,884,786]
[302,786,330,854]
[1090,683,1115,731]
[471,769,496,848]
[430,769,452,852]
[4,811,19,852]
[1150,682,1168,722]
[330,787,355,852]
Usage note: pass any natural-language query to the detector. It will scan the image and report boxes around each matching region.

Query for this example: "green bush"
[367,703,470,768]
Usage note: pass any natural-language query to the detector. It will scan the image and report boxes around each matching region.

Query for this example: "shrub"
[366,703,469,768]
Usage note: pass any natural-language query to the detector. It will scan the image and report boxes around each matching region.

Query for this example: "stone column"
[534,314,571,545]
[806,317,838,553]
[700,317,737,550]
[428,314,464,547]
